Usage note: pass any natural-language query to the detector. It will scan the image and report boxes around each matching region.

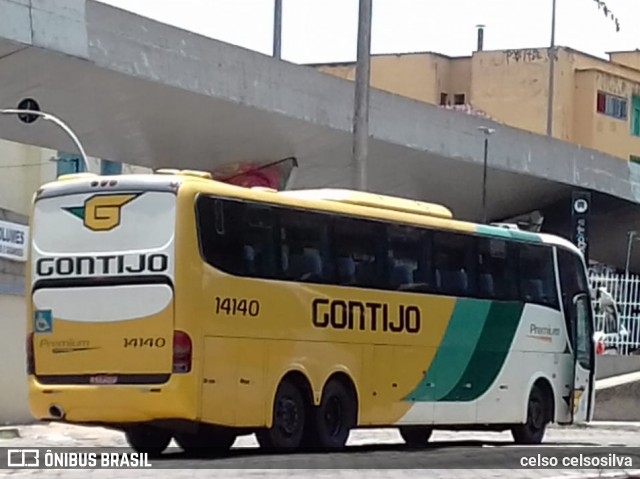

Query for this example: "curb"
[596,371,640,391]
[565,472,640,479]
[547,469,640,479]
[0,427,20,439]
[563,422,640,432]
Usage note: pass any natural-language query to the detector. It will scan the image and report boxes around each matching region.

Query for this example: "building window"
[630,155,640,164]
[440,93,448,106]
[596,91,628,120]
[454,93,466,105]
[632,96,640,137]
[100,159,122,175]
[56,153,86,177]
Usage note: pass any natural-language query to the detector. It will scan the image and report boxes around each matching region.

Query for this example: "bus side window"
[242,203,278,279]
[278,209,332,284]
[386,224,430,292]
[196,196,242,274]
[214,199,224,234]
[477,237,516,301]
[516,244,559,309]
[195,196,278,279]
[332,216,385,289]
[414,229,433,288]
[432,231,476,298]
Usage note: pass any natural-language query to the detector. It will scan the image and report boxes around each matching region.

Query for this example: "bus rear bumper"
[27,376,197,424]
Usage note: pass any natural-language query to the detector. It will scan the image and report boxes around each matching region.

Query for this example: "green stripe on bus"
[476,225,512,239]
[508,229,543,243]
[405,299,491,402]
[476,225,542,243]
[439,302,524,402]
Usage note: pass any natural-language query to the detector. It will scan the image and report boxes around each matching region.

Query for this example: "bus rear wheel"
[511,385,550,444]
[256,379,307,451]
[399,426,433,448]
[311,378,356,450]
[175,425,236,456]
[124,425,171,456]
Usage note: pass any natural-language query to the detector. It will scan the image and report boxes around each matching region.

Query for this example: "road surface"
[3,422,640,478]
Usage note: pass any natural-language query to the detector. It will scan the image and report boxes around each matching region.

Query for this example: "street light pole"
[0,102,90,172]
[273,0,282,59]
[546,0,557,137]
[478,126,495,224]
[352,0,372,191]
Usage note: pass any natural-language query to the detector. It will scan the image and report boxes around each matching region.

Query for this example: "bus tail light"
[173,331,192,374]
[596,339,605,356]
[26,332,34,375]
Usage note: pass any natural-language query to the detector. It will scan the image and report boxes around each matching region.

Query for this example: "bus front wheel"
[257,379,307,451]
[511,385,550,444]
[124,425,171,457]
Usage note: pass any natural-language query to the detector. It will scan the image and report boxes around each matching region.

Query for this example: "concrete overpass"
[2,0,640,271]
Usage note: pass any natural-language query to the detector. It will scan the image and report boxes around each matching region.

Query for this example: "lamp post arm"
[0,108,90,172]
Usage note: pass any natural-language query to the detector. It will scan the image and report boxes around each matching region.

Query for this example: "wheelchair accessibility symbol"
[34,310,52,334]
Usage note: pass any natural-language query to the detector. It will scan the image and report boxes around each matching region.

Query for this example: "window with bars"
[596,91,628,120]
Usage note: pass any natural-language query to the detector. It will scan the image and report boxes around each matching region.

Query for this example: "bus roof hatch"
[155,168,213,179]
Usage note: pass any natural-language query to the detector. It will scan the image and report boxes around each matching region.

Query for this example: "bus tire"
[256,379,306,451]
[511,385,549,445]
[124,425,171,457]
[175,425,236,456]
[312,378,356,450]
[399,426,433,448]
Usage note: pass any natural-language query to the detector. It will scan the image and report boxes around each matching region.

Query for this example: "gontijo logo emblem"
[63,194,140,232]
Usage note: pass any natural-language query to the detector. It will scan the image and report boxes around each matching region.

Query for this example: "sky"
[98,0,640,64]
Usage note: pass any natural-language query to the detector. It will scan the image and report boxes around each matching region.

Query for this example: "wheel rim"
[275,396,300,437]
[324,395,344,438]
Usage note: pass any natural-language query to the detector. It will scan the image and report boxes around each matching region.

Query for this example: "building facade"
[315,47,640,163]
[0,139,150,424]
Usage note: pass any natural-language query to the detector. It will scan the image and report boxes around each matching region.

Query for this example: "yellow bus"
[26,169,596,455]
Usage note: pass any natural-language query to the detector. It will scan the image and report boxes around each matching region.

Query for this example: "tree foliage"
[592,0,621,32]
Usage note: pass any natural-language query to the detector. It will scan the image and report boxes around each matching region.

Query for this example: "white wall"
[0,140,56,216]
[0,293,31,425]
[123,163,152,174]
